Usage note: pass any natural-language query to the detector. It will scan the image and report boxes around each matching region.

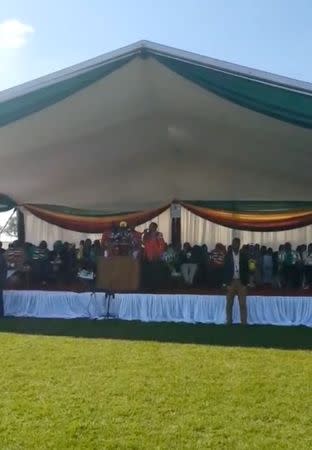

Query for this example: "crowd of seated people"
[4,239,79,286]
[160,241,312,290]
[1,234,312,290]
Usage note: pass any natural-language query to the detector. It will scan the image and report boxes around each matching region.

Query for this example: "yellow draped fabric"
[24,204,170,233]
[181,202,312,231]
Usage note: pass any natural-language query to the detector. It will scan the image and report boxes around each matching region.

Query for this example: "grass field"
[0,319,311,449]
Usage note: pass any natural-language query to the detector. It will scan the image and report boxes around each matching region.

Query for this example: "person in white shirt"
[223,238,249,325]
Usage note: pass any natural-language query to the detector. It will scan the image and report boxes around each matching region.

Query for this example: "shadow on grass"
[0,318,311,350]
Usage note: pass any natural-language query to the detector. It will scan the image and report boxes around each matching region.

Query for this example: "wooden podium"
[96,256,140,291]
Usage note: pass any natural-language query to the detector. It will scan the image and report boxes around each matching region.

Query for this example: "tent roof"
[1,40,312,213]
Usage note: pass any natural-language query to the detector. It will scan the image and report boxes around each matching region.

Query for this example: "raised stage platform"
[4,291,312,327]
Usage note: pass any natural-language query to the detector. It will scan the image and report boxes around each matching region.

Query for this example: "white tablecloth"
[3,291,312,327]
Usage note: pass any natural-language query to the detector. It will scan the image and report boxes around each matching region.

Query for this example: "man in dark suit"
[0,250,7,317]
[223,238,249,325]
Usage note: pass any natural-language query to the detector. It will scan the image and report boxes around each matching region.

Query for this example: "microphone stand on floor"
[91,288,116,319]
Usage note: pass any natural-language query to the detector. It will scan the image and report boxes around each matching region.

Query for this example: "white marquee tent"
[0,40,312,247]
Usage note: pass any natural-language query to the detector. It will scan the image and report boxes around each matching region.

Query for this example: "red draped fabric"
[24,204,170,233]
[181,202,312,231]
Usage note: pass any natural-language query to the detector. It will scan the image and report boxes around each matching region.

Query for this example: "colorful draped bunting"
[181,201,312,213]
[24,204,170,233]
[22,201,312,233]
[181,201,312,231]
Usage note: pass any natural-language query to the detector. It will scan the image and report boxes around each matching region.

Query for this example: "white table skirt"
[3,291,312,327]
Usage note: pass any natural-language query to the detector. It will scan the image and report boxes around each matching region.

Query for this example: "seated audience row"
[1,236,312,290]
[161,241,312,289]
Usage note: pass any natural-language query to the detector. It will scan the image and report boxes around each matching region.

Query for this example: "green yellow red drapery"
[21,201,312,233]
[181,201,312,231]
[24,204,170,233]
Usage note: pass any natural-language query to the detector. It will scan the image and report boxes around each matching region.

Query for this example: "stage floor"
[4,290,312,327]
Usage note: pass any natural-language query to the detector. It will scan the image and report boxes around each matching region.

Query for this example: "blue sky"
[1,0,312,91]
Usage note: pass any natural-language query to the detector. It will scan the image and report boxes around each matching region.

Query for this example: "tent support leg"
[171,217,181,249]
[17,210,25,244]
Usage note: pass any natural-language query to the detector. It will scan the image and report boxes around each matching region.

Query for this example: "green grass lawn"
[0,320,311,449]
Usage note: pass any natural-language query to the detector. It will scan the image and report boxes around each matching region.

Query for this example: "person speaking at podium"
[102,221,142,258]
[112,221,132,256]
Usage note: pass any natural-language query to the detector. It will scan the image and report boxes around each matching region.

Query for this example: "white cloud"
[0,19,34,49]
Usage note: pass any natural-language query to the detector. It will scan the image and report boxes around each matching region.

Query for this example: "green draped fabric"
[0,194,16,212]
[154,54,312,128]
[23,203,170,233]
[25,201,312,216]
[21,201,312,231]
[181,201,312,231]
[29,204,137,217]
[1,47,312,128]
[0,55,134,127]
[183,201,312,213]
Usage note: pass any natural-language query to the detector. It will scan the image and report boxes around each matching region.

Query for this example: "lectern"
[96,256,140,291]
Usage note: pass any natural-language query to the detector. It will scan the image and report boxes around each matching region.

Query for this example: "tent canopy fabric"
[0,40,312,224]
